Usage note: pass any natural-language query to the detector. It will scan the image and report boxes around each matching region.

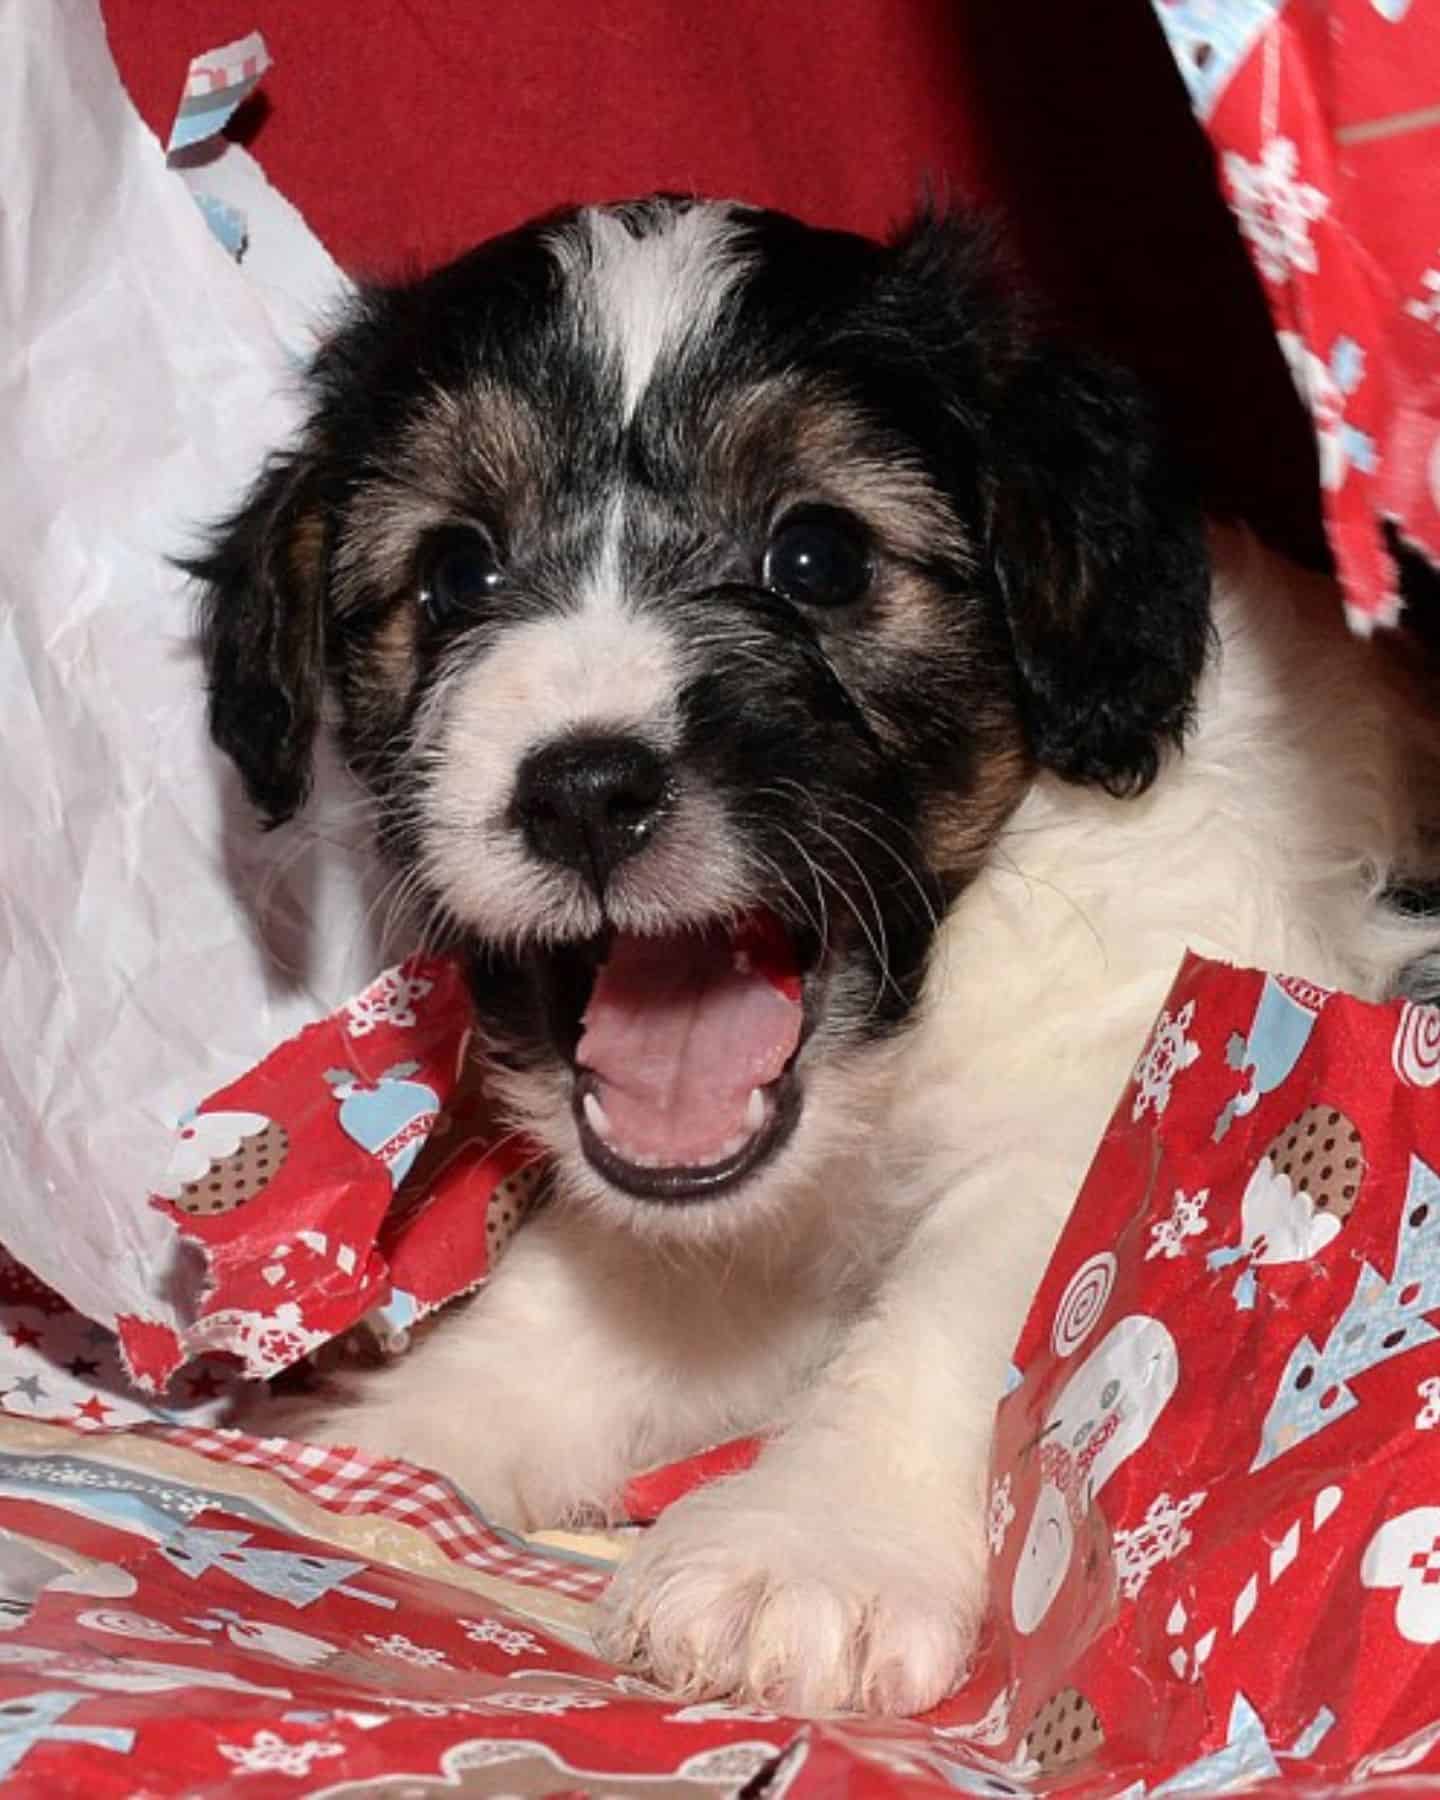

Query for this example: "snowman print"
[1012,1314,1179,1634]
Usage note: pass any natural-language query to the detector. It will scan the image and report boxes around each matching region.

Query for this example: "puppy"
[191,196,1440,1715]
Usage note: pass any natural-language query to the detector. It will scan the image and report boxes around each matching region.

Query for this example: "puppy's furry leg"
[598,1159,1051,1717]
[252,1202,838,1534]
[252,1209,681,1529]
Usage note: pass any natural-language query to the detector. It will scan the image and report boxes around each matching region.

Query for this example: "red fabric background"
[100,2,1327,569]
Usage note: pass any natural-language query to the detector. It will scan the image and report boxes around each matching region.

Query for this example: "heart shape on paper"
[1361,1508,1440,1643]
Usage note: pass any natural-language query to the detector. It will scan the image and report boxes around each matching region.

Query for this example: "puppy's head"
[192,197,1209,1232]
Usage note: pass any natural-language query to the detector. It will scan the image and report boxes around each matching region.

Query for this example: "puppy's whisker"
[989,846,1105,963]
[767,822,834,955]
[756,781,940,935]
[796,821,899,1012]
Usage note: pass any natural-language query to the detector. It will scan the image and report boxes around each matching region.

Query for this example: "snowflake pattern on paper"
[1133,1001,1202,1122]
[344,965,437,1038]
[1113,1491,1208,1600]
[216,1729,344,1777]
[1147,1188,1211,1261]
[1406,263,1440,332]
[987,1474,1017,1556]
[187,1302,329,1382]
[478,1690,610,1716]
[1223,137,1329,283]
[458,1616,545,1658]
[361,1631,449,1669]
[1416,1377,1440,1431]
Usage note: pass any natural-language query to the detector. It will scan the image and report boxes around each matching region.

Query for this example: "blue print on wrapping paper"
[324,1062,440,1187]
[1151,0,1284,120]
[160,1526,396,1610]
[1152,1693,1334,1794]
[0,1691,134,1780]
[1252,1155,1440,1470]
[1213,975,1326,1141]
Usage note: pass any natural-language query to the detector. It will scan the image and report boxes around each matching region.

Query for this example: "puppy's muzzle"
[510,733,671,896]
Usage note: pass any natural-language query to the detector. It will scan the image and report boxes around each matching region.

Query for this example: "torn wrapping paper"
[7,956,1440,1791]
[118,953,546,1391]
[0,1,392,1351]
[966,953,1440,1786]
[1153,0,1440,629]
[164,29,271,155]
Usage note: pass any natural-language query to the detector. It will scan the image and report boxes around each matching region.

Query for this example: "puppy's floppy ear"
[185,450,329,827]
[888,213,1212,797]
[983,341,1212,796]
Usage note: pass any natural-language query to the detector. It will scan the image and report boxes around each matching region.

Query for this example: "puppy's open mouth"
[544,912,816,1202]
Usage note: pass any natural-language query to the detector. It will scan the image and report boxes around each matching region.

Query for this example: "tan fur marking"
[924,739,1034,879]
[331,379,546,610]
[286,509,327,597]
[703,377,972,568]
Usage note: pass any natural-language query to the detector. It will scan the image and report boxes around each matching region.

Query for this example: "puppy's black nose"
[511,734,670,890]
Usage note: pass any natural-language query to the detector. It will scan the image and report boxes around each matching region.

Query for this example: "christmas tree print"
[1152,1692,1333,1794]
[1252,1154,1440,1470]
[160,1527,394,1610]
[0,1691,135,1780]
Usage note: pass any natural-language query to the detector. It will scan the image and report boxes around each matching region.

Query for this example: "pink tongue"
[576,918,803,1166]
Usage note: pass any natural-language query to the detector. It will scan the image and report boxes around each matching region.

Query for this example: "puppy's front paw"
[596,1473,985,1716]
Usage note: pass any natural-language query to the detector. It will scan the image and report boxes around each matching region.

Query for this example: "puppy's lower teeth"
[745,1087,766,1132]
[583,1091,614,1143]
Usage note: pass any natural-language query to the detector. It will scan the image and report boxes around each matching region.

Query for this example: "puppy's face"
[195,198,1209,1232]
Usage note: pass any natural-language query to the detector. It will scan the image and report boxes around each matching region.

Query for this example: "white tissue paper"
[0,3,389,1346]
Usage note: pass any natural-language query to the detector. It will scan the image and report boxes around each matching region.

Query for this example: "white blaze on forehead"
[553,203,753,419]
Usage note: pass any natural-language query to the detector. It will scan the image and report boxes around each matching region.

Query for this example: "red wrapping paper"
[7,955,1440,1790]
[120,955,520,1391]
[1155,0,1440,627]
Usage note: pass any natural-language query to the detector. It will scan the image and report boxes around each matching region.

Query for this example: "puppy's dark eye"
[763,507,871,609]
[418,527,504,620]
